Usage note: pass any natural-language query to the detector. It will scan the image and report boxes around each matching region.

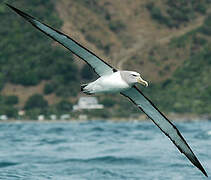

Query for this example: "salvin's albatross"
[7,4,208,177]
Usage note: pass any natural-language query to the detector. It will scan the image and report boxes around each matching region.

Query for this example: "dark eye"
[132,74,137,77]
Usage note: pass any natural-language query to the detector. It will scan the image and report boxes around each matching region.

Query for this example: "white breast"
[87,71,130,94]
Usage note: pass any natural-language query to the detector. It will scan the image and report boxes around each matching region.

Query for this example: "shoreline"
[2,113,211,123]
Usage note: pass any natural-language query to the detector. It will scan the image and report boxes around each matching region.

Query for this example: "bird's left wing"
[6,4,116,76]
[121,86,207,177]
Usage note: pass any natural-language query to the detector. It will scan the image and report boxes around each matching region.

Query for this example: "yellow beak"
[137,77,148,87]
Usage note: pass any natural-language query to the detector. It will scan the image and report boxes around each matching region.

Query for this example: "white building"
[38,115,45,121]
[78,114,88,120]
[18,110,25,116]
[60,114,71,120]
[50,114,57,121]
[0,115,8,121]
[73,97,104,111]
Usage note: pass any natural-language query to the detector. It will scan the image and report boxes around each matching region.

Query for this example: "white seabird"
[81,71,148,94]
[7,4,208,177]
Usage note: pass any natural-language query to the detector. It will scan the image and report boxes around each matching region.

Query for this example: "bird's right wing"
[121,86,207,177]
[7,4,116,77]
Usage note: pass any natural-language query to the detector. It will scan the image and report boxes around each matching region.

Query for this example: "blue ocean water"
[0,120,210,180]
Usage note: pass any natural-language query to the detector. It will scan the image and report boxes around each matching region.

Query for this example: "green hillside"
[0,0,79,117]
[0,0,211,119]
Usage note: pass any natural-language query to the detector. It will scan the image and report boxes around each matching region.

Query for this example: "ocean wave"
[0,121,209,179]
[207,130,211,135]
[53,155,144,165]
[0,162,19,168]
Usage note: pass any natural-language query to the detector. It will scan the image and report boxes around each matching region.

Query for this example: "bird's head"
[130,71,148,87]
[120,71,148,87]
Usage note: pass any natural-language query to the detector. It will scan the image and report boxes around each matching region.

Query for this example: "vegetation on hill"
[0,95,18,117]
[146,0,211,28]
[0,0,210,119]
[142,14,211,114]
[0,0,79,116]
[0,0,79,93]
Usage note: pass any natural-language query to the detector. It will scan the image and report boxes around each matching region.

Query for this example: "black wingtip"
[192,155,208,177]
[6,3,33,21]
[6,3,19,13]
[202,169,208,177]
[197,163,208,177]
[199,165,208,177]
[5,3,12,8]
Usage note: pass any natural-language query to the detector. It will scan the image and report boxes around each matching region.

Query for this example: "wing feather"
[121,86,207,177]
[7,4,116,76]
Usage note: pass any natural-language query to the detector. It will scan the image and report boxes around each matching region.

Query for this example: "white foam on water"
[207,130,211,135]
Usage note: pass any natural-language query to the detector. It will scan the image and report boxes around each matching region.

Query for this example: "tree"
[56,100,73,113]
[0,106,18,118]
[24,94,48,110]
[43,83,55,95]
[81,64,95,80]
[101,98,115,107]
[5,95,19,105]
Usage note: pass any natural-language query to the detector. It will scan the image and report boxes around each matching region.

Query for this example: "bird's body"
[82,71,130,94]
[7,4,208,177]
[81,71,146,94]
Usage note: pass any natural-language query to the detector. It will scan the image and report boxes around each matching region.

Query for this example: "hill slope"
[0,0,211,118]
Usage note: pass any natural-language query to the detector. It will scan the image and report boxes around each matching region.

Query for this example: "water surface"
[0,120,210,179]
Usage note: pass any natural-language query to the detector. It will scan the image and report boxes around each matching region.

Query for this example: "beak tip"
[137,78,148,87]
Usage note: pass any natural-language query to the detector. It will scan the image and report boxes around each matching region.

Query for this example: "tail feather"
[81,84,88,92]
[81,84,93,95]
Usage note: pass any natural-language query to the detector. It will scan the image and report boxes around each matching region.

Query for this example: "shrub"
[109,21,125,33]
[0,73,5,90]
[151,7,163,21]
[25,108,43,120]
[204,14,211,27]
[55,84,78,97]
[195,4,207,14]
[24,94,48,110]
[87,109,110,119]
[162,79,172,88]
[43,83,55,95]
[193,35,207,46]
[146,2,154,10]
[200,14,211,35]
[5,95,19,105]
[85,34,104,50]
[101,98,115,107]
[147,1,210,28]
[56,100,73,112]
[200,26,211,36]
[81,64,95,80]
[9,71,39,86]
[0,106,18,118]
